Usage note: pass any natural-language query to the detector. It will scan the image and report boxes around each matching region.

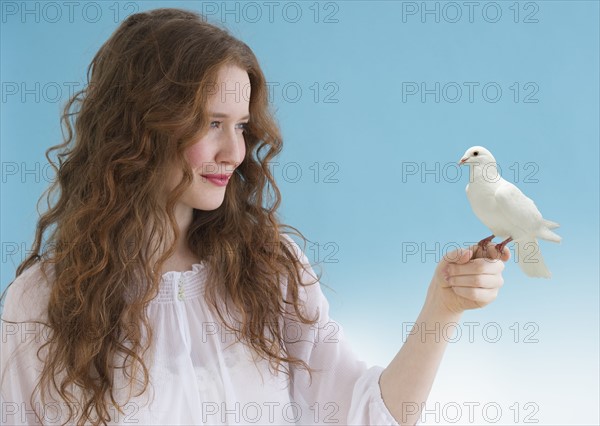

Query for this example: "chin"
[197,205,222,212]
[194,197,226,211]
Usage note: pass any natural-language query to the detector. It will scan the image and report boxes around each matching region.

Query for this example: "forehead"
[206,65,251,113]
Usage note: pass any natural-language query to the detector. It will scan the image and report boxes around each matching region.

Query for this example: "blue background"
[1,1,598,424]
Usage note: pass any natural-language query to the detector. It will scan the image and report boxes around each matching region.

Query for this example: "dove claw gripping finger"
[459,146,561,278]
[477,234,495,249]
[494,237,513,253]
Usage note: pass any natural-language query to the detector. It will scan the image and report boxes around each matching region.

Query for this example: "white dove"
[458,146,561,278]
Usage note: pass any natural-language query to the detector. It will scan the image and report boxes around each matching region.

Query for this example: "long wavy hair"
[0,8,322,425]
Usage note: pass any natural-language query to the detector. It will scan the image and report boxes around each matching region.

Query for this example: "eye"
[473,151,479,156]
[210,121,249,133]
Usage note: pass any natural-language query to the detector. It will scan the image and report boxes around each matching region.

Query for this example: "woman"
[0,8,508,425]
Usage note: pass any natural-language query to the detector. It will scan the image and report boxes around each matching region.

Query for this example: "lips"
[201,174,232,180]
[200,173,232,186]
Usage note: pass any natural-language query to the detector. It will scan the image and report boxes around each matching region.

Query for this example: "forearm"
[379,292,462,425]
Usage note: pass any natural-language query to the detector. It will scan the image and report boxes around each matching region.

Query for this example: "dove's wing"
[494,181,543,236]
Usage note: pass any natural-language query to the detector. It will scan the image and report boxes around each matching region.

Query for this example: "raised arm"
[379,244,509,425]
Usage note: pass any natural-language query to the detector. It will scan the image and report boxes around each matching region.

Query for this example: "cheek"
[185,143,209,169]
[240,141,247,162]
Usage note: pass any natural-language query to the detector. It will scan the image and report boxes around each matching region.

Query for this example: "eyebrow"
[208,111,250,120]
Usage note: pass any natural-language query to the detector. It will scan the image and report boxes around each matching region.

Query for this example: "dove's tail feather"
[537,227,562,243]
[514,238,551,278]
[542,219,560,229]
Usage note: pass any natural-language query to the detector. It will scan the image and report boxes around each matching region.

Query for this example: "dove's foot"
[477,235,495,249]
[495,237,513,253]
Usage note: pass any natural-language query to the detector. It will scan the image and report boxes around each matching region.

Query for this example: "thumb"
[456,248,474,265]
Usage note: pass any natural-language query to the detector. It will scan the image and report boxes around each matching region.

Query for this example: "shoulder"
[279,233,326,315]
[280,233,309,264]
[280,233,318,283]
[1,260,54,323]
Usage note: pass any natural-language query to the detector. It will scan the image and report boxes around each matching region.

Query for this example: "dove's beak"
[458,157,468,165]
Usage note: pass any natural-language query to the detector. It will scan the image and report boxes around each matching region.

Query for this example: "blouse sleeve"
[280,234,400,426]
[1,262,66,426]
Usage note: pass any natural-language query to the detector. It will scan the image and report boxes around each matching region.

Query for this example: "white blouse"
[1,236,399,425]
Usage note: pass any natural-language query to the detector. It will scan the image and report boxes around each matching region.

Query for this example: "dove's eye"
[473,151,479,156]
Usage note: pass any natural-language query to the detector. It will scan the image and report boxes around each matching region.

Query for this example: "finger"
[442,247,473,267]
[472,243,511,262]
[448,273,504,289]
[452,286,499,305]
[449,258,505,278]
[441,248,474,287]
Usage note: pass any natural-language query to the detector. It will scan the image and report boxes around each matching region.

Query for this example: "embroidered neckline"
[160,262,205,280]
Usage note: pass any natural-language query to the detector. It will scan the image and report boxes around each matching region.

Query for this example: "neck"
[145,203,198,272]
[469,162,501,184]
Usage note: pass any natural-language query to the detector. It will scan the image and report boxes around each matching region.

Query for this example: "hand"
[425,243,510,315]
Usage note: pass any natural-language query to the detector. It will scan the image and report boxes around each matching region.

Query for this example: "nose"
[216,126,245,169]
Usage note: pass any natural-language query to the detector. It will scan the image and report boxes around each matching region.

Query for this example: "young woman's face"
[167,64,250,212]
